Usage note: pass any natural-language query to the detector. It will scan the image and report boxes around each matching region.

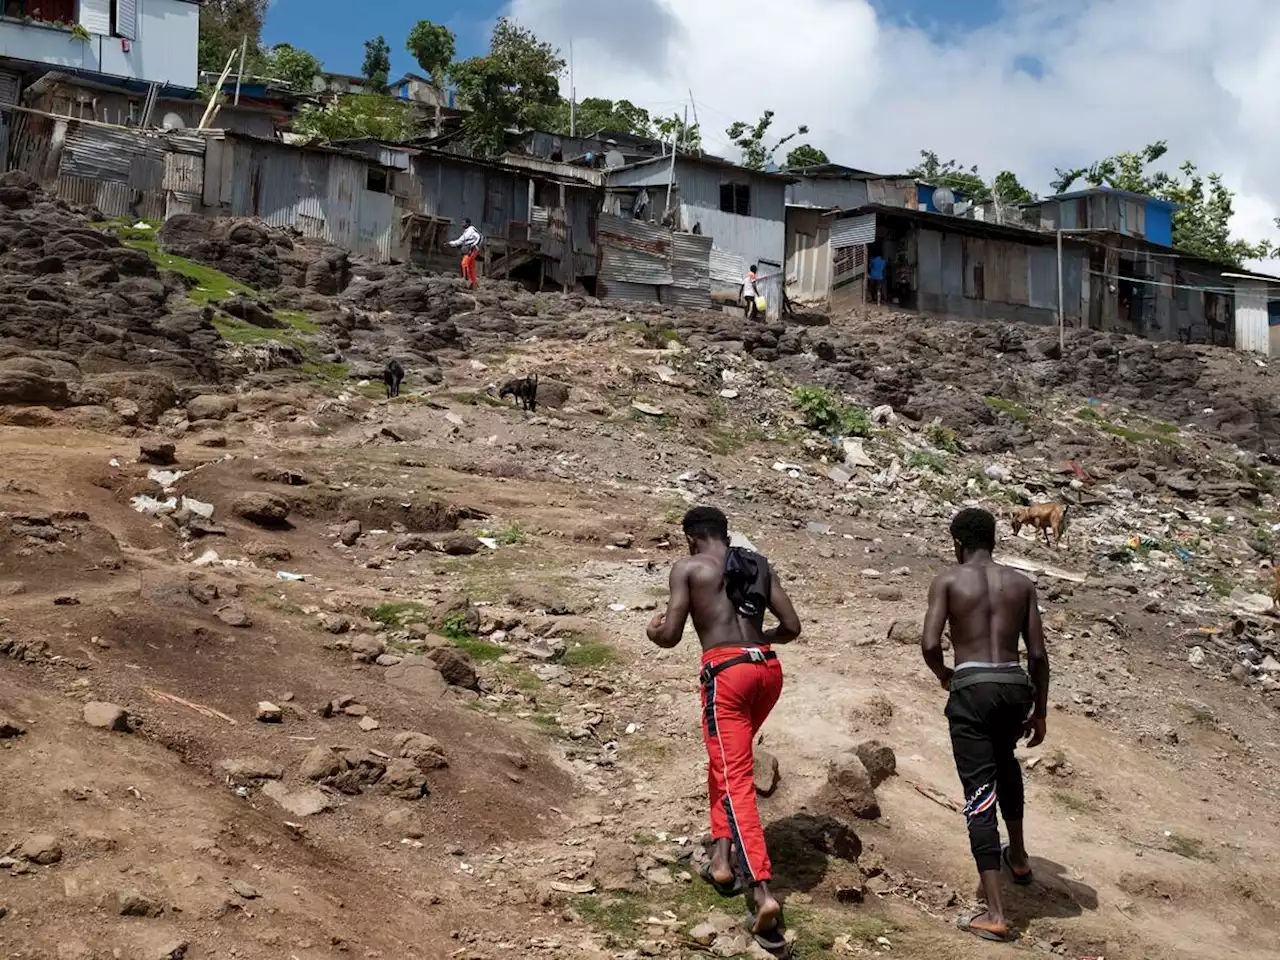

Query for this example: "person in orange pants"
[447,218,482,289]
[646,506,802,954]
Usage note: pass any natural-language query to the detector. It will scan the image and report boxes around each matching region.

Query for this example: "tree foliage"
[362,36,392,93]
[449,18,564,158]
[292,93,420,144]
[265,43,321,92]
[535,97,655,138]
[785,144,829,169]
[198,0,269,74]
[1052,141,1273,266]
[726,111,807,170]
[406,20,455,85]
[907,150,1034,206]
[655,114,701,151]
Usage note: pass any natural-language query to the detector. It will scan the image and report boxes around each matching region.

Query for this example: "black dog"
[383,359,404,399]
[499,374,538,412]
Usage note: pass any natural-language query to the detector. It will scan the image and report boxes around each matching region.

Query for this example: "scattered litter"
[444,412,465,427]
[842,438,876,469]
[549,881,596,895]
[718,388,739,399]
[729,532,758,552]
[625,723,639,735]
[827,465,854,486]
[773,461,805,478]
[1002,555,1087,583]
[632,402,666,417]
[609,603,628,612]
[805,522,832,536]
[276,571,306,582]
[146,467,186,490]
[131,495,178,517]
[131,221,153,230]
[108,458,121,468]
[191,549,222,567]
[1188,646,1206,667]
[476,537,499,550]
[181,497,215,519]
[654,365,678,384]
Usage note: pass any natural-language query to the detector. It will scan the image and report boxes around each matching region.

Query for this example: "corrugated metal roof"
[598,214,674,285]
[599,246,672,285]
[710,247,745,285]
[62,124,165,183]
[831,213,876,249]
[668,232,712,309]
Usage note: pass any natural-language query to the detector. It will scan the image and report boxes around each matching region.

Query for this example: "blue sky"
[262,0,1003,78]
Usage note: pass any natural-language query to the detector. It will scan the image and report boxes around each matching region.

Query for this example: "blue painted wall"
[1145,200,1173,247]
[917,182,966,213]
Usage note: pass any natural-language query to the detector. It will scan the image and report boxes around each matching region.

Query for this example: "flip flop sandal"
[956,911,1012,942]
[1003,845,1034,886]
[699,860,747,897]
[745,907,790,957]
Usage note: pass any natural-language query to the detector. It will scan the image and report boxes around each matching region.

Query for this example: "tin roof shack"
[785,164,931,212]
[604,153,791,291]
[1027,187,1176,246]
[1222,271,1280,357]
[400,148,601,288]
[845,204,1089,327]
[24,71,281,137]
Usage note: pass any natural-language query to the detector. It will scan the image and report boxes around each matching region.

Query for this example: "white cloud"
[505,0,1280,262]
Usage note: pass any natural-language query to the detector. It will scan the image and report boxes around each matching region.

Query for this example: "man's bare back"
[931,560,1036,666]
[647,548,800,651]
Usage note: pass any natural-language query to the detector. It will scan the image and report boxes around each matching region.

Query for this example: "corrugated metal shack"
[596,213,712,309]
[604,153,792,278]
[852,205,1089,327]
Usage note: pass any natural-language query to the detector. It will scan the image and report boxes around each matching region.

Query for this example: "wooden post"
[234,36,248,106]
[1056,228,1065,351]
[861,244,868,319]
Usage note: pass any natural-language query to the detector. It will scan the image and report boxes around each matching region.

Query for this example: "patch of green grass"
[571,894,648,937]
[1166,833,1212,861]
[791,386,871,437]
[1075,406,1102,422]
[562,635,618,668]
[984,396,1030,422]
[211,316,289,345]
[112,225,253,304]
[1051,790,1100,815]
[495,662,544,694]
[620,320,680,348]
[1205,575,1234,598]
[493,523,529,546]
[1242,465,1276,494]
[276,309,321,335]
[369,601,428,628]
[302,360,350,382]
[925,420,960,452]
[1151,421,1180,437]
[909,450,949,473]
[451,634,507,663]
[1102,422,1178,447]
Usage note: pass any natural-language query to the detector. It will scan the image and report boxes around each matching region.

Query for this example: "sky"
[263,0,1280,262]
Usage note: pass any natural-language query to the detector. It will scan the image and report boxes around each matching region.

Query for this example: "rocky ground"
[2,172,1280,959]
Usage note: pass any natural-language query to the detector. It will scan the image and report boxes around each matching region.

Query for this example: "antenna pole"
[569,39,575,138]
[234,35,248,106]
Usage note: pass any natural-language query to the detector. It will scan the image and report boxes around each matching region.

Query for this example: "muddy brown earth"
[2,198,1280,960]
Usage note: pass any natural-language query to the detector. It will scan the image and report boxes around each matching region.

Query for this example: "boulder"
[232,492,290,527]
[428,647,479,690]
[535,379,572,410]
[854,740,897,788]
[221,756,283,781]
[440,534,482,556]
[18,834,63,865]
[186,394,238,421]
[827,752,881,820]
[83,702,130,732]
[83,373,176,423]
[138,437,177,466]
[384,655,447,697]
[338,519,362,546]
[0,371,69,407]
[754,749,781,797]
[349,634,386,663]
[592,839,640,893]
[393,731,449,771]
[381,758,429,800]
[299,745,348,781]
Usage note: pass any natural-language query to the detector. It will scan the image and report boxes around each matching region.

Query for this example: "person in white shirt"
[742,264,760,320]
[448,218,482,289]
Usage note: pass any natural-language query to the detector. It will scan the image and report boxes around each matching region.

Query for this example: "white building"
[0,0,200,102]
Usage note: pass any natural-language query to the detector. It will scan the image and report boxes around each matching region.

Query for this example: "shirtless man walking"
[922,507,1050,943]
[647,506,801,953]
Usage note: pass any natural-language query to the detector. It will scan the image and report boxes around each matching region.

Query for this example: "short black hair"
[683,506,730,542]
[749,264,758,271]
[950,508,996,552]
[463,218,472,226]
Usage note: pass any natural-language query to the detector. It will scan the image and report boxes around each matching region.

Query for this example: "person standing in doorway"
[448,218,482,289]
[921,508,1050,943]
[646,507,802,955]
[868,251,887,305]
[743,264,760,320]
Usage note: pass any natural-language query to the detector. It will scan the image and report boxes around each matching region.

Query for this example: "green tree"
[198,0,269,74]
[292,93,420,143]
[1052,141,1273,266]
[448,18,565,157]
[406,20,456,85]
[655,113,701,151]
[726,110,807,170]
[908,150,1034,206]
[265,43,321,92]
[785,144,829,169]
[533,97,655,138]
[362,36,393,93]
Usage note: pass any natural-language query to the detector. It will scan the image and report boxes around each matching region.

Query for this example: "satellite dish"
[931,186,956,213]
[161,113,186,130]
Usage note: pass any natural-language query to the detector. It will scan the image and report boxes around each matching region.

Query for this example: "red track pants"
[700,646,783,883]
[461,249,478,288]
